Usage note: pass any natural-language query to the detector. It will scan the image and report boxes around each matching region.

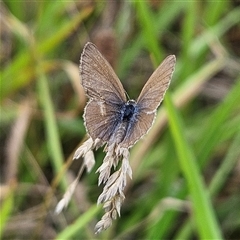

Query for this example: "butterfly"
[80,42,176,149]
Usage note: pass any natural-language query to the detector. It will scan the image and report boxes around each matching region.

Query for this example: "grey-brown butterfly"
[80,42,176,149]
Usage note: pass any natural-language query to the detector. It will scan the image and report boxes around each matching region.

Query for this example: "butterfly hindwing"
[120,111,155,148]
[84,100,121,142]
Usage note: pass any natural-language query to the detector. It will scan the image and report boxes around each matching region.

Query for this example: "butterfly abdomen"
[109,101,138,145]
[114,122,128,144]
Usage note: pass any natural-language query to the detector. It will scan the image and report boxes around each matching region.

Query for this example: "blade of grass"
[118,1,185,79]
[157,77,240,239]
[0,187,14,238]
[36,62,67,190]
[56,205,100,239]
[175,128,240,239]
[164,93,222,239]
[197,76,240,166]
[134,1,164,61]
[180,1,198,80]
[190,6,240,57]
[203,1,229,26]
[208,130,240,196]
[192,1,230,68]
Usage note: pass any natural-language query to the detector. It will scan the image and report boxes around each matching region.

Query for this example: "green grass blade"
[190,7,240,57]
[0,189,14,237]
[165,93,222,239]
[197,76,240,166]
[134,1,163,61]
[181,1,197,53]
[175,127,240,239]
[36,64,67,189]
[209,130,240,196]
[56,205,100,239]
[203,0,229,26]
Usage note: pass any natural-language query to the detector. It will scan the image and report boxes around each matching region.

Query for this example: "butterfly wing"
[84,100,121,142]
[119,55,176,148]
[80,42,127,104]
[80,42,127,142]
[120,111,156,148]
[137,55,176,113]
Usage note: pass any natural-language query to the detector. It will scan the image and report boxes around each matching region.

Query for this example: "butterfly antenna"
[125,90,131,100]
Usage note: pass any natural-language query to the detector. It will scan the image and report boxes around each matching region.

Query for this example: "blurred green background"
[1,1,240,239]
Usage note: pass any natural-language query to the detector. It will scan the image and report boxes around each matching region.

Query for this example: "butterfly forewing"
[137,55,176,113]
[80,42,127,104]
